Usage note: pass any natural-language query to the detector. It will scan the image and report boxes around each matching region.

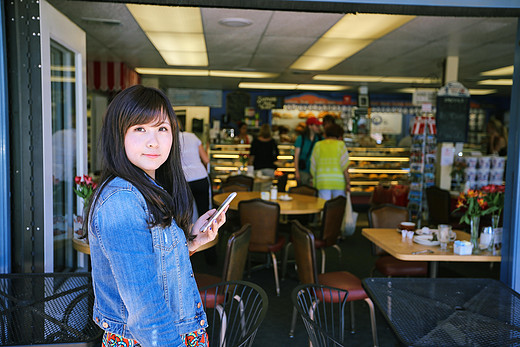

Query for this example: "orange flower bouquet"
[455,189,494,252]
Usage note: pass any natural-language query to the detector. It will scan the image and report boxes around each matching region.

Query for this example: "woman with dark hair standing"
[249,123,279,177]
[85,85,227,346]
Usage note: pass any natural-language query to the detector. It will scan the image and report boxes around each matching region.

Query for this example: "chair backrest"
[221,181,250,193]
[226,175,254,191]
[289,185,318,197]
[239,199,280,246]
[368,203,409,229]
[368,204,409,256]
[199,280,268,347]
[291,220,319,284]
[425,186,451,226]
[320,196,346,245]
[222,224,252,282]
[292,283,349,347]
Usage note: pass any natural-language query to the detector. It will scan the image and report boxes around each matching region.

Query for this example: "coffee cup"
[399,222,415,231]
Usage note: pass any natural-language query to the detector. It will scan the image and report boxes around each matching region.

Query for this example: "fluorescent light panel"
[468,89,497,95]
[481,65,514,76]
[478,79,513,86]
[291,14,415,71]
[135,68,278,79]
[238,82,349,91]
[127,5,207,66]
[314,74,439,84]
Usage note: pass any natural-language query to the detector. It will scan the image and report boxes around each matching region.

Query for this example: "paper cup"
[491,156,506,170]
[465,157,478,169]
[477,170,490,182]
[478,156,491,170]
[489,169,504,182]
[464,168,477,182]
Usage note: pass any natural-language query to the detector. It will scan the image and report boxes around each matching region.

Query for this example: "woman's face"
[124,116,173,179]
[240,124,248,135]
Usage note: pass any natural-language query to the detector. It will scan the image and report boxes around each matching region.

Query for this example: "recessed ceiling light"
[218,17,253,28]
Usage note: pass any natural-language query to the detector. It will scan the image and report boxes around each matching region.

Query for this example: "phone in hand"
[200,192,237,232]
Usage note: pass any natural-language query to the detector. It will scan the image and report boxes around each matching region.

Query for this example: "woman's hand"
[189,207,228,252]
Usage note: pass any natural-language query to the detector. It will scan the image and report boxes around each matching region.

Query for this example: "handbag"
[342,193,358,237]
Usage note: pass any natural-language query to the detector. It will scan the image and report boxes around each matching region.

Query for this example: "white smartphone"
[200,192,237,232]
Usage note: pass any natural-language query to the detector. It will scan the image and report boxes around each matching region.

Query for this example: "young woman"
[85,85,226,346]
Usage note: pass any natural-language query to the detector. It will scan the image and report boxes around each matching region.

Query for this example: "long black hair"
[85,85,194,238]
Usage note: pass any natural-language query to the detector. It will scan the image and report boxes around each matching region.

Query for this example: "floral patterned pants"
[102,329,209,347]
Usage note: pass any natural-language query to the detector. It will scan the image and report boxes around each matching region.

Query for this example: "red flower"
[74,176,81,185]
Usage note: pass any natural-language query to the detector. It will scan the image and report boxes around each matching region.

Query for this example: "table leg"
[429,261,438,278]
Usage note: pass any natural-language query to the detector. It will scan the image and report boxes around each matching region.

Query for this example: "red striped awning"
[87,61,140,92]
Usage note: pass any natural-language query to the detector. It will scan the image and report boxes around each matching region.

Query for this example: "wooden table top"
[213,191,326,215]
[72,231,219,255]
[362,228,501,262]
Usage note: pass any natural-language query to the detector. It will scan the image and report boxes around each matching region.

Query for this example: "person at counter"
[237,121,253,144]
[310,123,350,200]
[294,117,323,186]
[487,117,507,156]
[249,123,279,177]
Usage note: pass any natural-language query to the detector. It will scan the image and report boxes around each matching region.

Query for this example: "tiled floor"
[191,211,500,347]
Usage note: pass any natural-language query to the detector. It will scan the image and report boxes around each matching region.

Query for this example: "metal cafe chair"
[292,283,350,347]
[199,280,268,347]
[289,220,378,346]
[0,272,102,346]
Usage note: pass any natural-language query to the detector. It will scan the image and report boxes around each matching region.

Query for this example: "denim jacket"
[88,177,207,346]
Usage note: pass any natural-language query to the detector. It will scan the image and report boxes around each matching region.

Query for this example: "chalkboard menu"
[436,96,470,143]
[256,96,281,110]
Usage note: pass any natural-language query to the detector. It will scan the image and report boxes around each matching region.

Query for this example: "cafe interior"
[2,0,520,346]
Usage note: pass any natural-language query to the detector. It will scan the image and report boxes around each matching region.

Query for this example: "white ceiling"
[48,0,517,95]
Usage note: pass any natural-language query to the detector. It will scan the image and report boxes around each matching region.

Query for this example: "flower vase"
[470,215,480,254]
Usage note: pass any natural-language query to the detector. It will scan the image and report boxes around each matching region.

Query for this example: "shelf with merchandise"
[348,147,410,195]
[209,143,295,190]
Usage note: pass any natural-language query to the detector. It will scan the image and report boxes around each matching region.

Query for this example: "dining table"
[362,228,501,278]
[362,277,520,347]
[213,191,326,215]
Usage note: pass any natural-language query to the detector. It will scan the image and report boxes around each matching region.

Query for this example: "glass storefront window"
[51,41,77,272]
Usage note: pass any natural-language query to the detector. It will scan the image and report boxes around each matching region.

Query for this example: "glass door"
[41,0,87,272]
[51,42,77,271]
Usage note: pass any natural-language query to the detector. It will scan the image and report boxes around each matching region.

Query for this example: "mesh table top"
[362,277,520,347]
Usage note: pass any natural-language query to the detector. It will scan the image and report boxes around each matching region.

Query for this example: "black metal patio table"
[362,277,520,347]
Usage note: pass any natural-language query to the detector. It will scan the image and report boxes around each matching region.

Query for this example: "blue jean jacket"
[88,177,207,346]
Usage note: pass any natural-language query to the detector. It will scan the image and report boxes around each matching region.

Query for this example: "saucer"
[413,235,440,246]
[278,195,293,201]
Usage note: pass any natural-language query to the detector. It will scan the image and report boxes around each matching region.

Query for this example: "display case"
[348,147,410,195]
[208,143,296,189]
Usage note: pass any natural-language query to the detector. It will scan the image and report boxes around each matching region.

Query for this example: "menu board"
[436,96,469,143]
[256,96,281,110]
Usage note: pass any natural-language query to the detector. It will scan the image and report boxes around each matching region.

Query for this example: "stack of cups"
[490,156,506,185]
[477,156,491,188]
[464,157,478,189]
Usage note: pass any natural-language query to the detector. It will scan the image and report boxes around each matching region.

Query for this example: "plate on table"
[278,194,293,201]
[413,234,440,246]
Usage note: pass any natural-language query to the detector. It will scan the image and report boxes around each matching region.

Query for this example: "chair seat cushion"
[249,235,286,253]
[376,255,428,276]
[194,273,221,289]
[318,271,367,302]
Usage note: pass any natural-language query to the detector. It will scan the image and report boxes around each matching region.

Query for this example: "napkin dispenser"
[454,240,473,255]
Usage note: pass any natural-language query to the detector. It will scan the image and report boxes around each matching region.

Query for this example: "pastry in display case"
[348,147,410,196]
[208,143,296,190]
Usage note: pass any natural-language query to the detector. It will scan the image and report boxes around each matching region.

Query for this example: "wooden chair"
[288,185,318,197]
[289,220,378,346]
[239,199,285,296]
[195,224,252,288]
[282,196,346,278]
[226,174,254,191]
[368,204,428,277]
[221,181,249,193]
